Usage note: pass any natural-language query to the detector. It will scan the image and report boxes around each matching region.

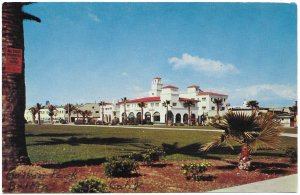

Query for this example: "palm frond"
[201,134,233,151]
[248,112,282,152]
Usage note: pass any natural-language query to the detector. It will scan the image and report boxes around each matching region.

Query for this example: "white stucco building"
[117,77,229,124]
[24,77,229,125]
[24,107,66,123]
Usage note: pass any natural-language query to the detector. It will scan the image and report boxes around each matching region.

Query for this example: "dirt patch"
[2,158,297,193]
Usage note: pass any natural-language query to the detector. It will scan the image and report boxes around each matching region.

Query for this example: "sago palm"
[201,112,282,154]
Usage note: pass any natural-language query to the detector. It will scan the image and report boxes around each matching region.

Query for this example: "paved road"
[209,174,298,193]
[59,124,297,138]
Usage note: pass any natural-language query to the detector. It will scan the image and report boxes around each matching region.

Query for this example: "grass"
[25,124,297,164]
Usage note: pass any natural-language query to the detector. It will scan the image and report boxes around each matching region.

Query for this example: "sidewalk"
[209,174,297,193]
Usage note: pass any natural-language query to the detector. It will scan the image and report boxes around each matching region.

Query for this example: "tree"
[35,103,43,125]
[212,98,224,116]
[162,100,171,125]
[289,101,297,117]
[202,112,282,169]
[137,102,147,125]
[80,110,92,124]
[246,100,259,113]
[48,105,57,124]
[121,97,127,125]
[99,101,105,123]
[29,107,38,124]
[183,99,196,125]
[2,2,41,174]
[64,103,76,123]
[73,107,81,122]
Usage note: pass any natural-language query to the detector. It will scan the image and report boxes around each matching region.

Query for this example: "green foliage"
[285,147,297,163]
[202,112,282,153]
[181,161,212,181]
[104,157,138,177]
[142,146,166,164]
[69,177,108,193]
[127,152,144,161]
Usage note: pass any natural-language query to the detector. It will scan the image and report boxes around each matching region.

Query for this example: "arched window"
[175,113,181,123]
[153,112,160,123]
[183,113,188,124]
[145,112,151,123]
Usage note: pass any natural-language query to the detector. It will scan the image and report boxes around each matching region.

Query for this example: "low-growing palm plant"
[201,112,282,162]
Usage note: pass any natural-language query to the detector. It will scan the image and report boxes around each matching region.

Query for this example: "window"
[95,111,99,113]
[202,106,206,110]
[127,104,130,108]
[172,103,177,107]
[202,98,206,101]
[155,103,159,107]
[221,107,225,111]
[212,106,215,110]
[151,103,154,107]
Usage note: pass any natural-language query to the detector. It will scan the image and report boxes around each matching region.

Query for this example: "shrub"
[127,152,144,161]
[181,161,212,181]
[142,146,165,164]
[104,157,138,177]
[285,147,297,163]
[69,177,108,193]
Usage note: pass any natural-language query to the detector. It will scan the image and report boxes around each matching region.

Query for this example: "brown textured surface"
[2,158,297,193]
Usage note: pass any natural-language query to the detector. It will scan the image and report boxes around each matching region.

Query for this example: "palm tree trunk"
[141,108,144,125]
[166,106,168,125]
[2,3,31,174]
[188,106,191,126]
[38,112,41,125]
[124,103,127,125]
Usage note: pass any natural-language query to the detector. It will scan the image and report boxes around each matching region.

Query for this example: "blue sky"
[23,2,297,107]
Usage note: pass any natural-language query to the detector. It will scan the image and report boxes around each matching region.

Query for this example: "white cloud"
[235,84,297,100]
[168,53,239,74]
[88,13,100,23]
[121,72,128,76]
[129,85,149,98]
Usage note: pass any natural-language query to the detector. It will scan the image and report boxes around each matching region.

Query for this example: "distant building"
[24,107,66,124]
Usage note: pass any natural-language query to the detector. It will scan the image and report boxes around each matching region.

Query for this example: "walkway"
[62,124,297,138]
[209,174,297,193]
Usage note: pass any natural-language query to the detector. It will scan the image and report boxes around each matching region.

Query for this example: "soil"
[2,158,297,193]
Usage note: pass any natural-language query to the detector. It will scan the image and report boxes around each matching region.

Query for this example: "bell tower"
[149,77,163,96]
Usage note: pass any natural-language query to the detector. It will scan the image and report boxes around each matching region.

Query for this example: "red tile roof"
[161,85,178,89]
[198,92,227,96]
[179,98,199,102]
[187,85,200,88]
[118,96,161,104]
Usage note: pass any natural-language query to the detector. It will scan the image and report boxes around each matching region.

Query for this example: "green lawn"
[25,124,297,164]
